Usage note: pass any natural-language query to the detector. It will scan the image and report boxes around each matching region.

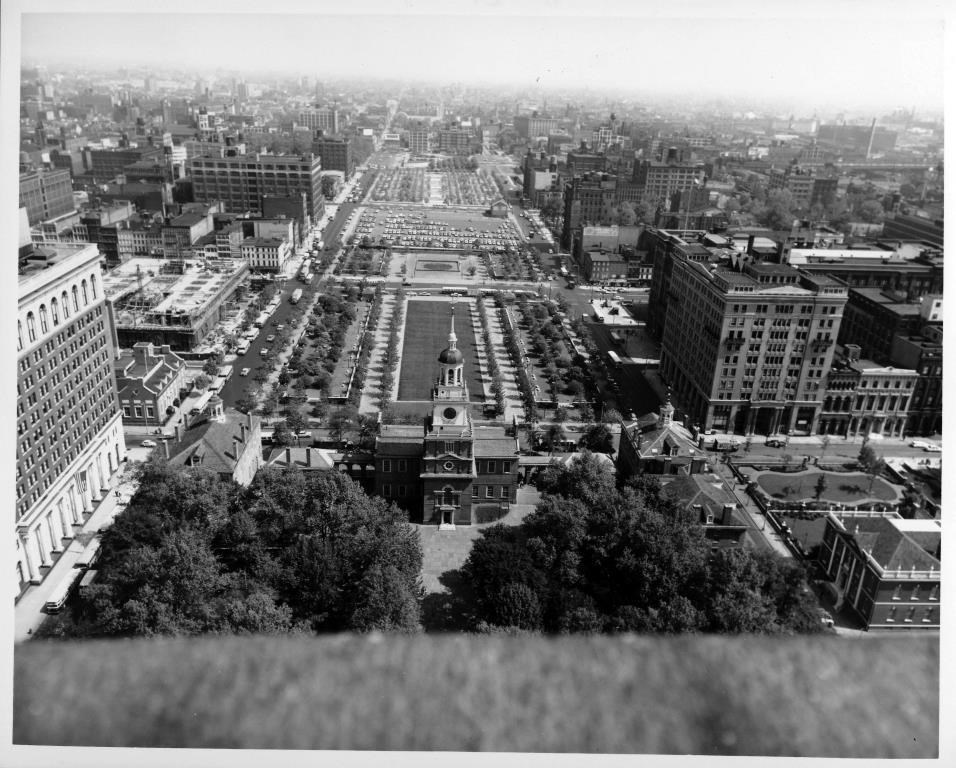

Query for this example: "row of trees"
[43,462,423,638]
[452,454,827,635]
[348,287,384,406]
[476,297,506,416]
[379,289,406,410]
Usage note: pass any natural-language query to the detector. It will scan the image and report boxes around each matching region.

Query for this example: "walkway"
[359,293,397,412]
[15,465,142,643]
[484,302,525,422]
[418,487,540,594]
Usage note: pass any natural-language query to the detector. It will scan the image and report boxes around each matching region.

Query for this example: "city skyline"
[14,0,948,114]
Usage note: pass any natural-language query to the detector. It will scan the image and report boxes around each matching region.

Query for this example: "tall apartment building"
[437,126,475,155]
[298,106,340,134]
[19,167,75,226]
[16,243,125,592]
[633,151,705,207]
[187,153,324,226]
[561,173,618,249]
[514,114,558,139]
[658,257,848,435]
[312,134,354,178]
[768,165,838,209]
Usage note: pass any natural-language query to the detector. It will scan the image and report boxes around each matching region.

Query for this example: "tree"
[819,434,831,463]
[858,199,885,224]
[581,423,613,454]
[543,423,566,455]
[203,358,220,377]
[814,474,828,501]
[272,422,294,447]
[285,409,308,437]
[328,405,358,445]
[192,373,211,392]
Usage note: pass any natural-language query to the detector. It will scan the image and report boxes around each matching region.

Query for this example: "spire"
[448,304,457,350]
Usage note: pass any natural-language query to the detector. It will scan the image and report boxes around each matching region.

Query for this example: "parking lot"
[348,205,523,251]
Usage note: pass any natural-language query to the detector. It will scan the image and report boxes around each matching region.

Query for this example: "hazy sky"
[10,0,950,112]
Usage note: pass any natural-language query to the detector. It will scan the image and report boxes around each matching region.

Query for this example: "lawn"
[398,300,485,401]
[756,471,899,503]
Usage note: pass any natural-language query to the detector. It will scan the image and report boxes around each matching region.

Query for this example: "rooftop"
[833,514,941,574]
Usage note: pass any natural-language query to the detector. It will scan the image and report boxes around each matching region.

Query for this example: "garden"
[755,470,899,505]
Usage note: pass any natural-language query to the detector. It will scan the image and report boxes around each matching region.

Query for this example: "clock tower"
[422,304,475,529]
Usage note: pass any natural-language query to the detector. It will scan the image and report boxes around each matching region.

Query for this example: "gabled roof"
[660,474,736,515]
[839,515,941,573]
[167,409,259,476]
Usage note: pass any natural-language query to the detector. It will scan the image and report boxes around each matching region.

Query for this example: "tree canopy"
[458,459,825,636]
[58,462,423,638]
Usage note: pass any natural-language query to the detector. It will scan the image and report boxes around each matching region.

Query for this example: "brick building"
[114,342,188,426]
[819,513,940,631]
[19,167,75,226]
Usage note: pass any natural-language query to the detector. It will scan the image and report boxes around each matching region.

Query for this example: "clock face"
[443,461,455,471]
[443,407,458,421]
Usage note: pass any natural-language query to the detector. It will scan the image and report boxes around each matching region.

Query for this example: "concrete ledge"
[14,634,938,756]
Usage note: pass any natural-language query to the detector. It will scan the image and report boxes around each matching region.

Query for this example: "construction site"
[103,257,249,351]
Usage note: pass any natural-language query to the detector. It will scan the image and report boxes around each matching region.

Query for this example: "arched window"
[61,291,70,318]
[90,274,98,299]
[17,320,23,351]
[26,312,36,342]
[72,286,79,312]
[39,305,49,334]
[81,280,89,305]
[51,298,59,325]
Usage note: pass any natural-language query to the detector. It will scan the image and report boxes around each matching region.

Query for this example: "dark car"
[766,438,786,448]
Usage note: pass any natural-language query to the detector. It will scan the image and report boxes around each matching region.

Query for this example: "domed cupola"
[437,304,465,387]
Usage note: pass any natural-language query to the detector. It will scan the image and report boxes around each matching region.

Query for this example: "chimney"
[175,423,182,442]
[722,503,735,525]
[133,341,152,366]
[163,439,170,460]
[306,446,313,467]
[747,234,755,255]
[240,423,246,442]
[286,447,292,465]
[247,411,253,429]
[233,437,240,459]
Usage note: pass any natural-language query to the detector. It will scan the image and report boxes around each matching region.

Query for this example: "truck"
[290,288,303,304]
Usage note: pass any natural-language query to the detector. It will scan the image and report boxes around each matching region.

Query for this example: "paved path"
[15,466,142,643]
[418,487,540,594]
[485,302,525,422]
[359,293,396,412]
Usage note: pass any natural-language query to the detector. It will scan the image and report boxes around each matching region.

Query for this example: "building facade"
[19,167,75,226]
[633,155,705,207]
[818,513,940,631]
[114,342,188,426]
[298,106,340,134]
[16,244,125,593]
[312,135,354,179]
[187,153,324,226]
[658,258,848,435]
[240,237,292,272]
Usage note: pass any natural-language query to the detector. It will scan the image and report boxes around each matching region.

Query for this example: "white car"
[909,440,930,449]
[141,439,157,448]
[923,444,941,453]
[239,367,251,376]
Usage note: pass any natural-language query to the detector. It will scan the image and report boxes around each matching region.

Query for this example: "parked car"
[266,335,276,343]
[909,440,929,449]
[923,444,941,453]
[239,367,251,376]
[141,439,157,448]
[766,438,786,448]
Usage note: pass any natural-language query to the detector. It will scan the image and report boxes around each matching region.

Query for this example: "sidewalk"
[15,466,141,643]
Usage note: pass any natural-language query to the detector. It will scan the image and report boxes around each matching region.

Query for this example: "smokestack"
[865,118,877,160]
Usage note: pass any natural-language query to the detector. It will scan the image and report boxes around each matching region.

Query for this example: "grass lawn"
[777,512,829,550]
[756,471,898,503]
[398,300,485,402]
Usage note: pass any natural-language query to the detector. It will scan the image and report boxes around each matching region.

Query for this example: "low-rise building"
[818,513,940,631]
[582,250,627,283]
[114,342,188,426]
[162,398,263,486]
[617,401,708,479]
[240,236,292,272]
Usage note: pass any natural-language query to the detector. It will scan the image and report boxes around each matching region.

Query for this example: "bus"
[236,339,250,355]
[607,350,623,369]
[290,288,303,304]
[441,286,465,296]
[44,568,83,613]
[610,331,625,348]
[75,535,102,570]
[190,390,214,415]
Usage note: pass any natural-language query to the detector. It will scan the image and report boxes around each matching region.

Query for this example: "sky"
[10,0,948,114]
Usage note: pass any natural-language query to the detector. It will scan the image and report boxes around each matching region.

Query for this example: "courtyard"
[754,469,900,505]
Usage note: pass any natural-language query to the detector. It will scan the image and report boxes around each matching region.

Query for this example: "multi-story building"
[882,213,944,249]
[818,512,940,631]
[768,165,837,209]
[312,135,354,179]
[644,228,713,341]
[437,126,475,155]
[522,151,559,206]
[16,243,125,592]
[187,152,324,226]
[846,360,918,438]
[561,173,618,249]
[632,151,705,208]
[114,342,188,426]
[83,146,164,182]
[566,150,606,177]
[373,307,519,525]
[658,256,848,435]
[298,106,340,135]
[514,114,558,139]
[162,211,215,261]
[890,329,943,436]
[839,289,939,363]
[19,167,75,226]
[582,250,627,283]
[407,127,430,154]
[788,247,943,300]
[116,219,164,260]
[240,237,292,272]
[80,201,138,266]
